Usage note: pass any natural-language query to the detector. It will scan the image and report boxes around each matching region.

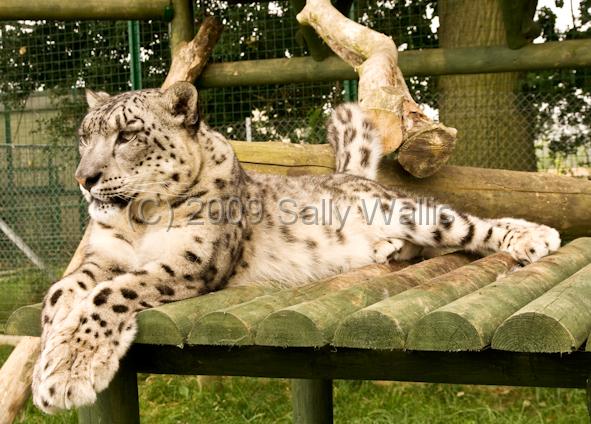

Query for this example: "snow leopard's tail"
[326,103,383,180]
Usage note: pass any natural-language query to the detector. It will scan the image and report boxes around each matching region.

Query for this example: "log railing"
[231,141,591,240]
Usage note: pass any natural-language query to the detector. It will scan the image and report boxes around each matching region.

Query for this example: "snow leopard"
[32,81,560,413]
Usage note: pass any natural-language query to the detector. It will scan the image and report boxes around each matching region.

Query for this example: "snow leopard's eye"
[117,131,137,144]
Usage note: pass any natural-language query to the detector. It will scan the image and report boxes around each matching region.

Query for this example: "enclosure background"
[0,0,589,328]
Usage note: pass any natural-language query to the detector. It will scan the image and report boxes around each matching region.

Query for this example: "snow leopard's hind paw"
[500,223,561,265]
[372,239,422,263]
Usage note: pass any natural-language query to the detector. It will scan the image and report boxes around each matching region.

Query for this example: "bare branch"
[162,16,224,90]
[297,0,457,177]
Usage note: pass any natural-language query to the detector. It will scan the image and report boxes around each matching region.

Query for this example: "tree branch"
[162,16,224,90]
[297,0,457,177]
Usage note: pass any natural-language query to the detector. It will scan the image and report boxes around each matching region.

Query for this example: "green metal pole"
[3,107,14,193]
[128,21,142,90]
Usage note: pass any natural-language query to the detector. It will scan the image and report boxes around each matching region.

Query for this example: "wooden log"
[229,141,591,239]
[0,337,41,424]
[135,286,277,345]
[77,358,140,424]
[0,0,172,20]
[491,263,591,353]
[232,141,334,175]
[405,238,591,352]
[333,253,516,349]
[196,39,591,87]
[130,344,591,389]
[254,254,471,347]
[377,161,591,241]
[291,379,333,424]
[187,263,402,346]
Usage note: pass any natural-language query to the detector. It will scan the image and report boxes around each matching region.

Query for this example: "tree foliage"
[523,0,591,164]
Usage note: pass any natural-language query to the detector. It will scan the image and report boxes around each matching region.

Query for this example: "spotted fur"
[33,83,561,413]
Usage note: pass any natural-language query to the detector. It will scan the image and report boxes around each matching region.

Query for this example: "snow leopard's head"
[76,82,202,221]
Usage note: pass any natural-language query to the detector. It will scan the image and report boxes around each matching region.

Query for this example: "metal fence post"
[128,21,142,90]
[3,107,14,192]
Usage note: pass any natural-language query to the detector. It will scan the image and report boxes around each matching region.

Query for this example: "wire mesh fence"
[0,0,590,328]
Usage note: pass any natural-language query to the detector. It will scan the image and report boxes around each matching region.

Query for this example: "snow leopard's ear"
[162,81,199,127]
[85,89,110,109]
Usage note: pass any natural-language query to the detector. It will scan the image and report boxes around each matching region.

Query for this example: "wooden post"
[291,379,333,424]
[587,377,591,421]
[77,359,139,424]
[169,0,195,56]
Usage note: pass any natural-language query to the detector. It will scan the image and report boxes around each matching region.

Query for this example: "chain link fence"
[1,1,590,328]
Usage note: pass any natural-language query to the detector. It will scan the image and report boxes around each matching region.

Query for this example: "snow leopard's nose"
[75,172,102,191]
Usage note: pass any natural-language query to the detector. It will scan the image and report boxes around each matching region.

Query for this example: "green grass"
[1,346,588,423]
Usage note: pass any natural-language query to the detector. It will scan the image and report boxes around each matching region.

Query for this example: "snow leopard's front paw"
[32,314,121,413]
[501,224,561,265]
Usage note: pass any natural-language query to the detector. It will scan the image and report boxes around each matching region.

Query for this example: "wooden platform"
[7,237,591,423]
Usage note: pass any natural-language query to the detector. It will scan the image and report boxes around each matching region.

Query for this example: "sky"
[536,0,586,40]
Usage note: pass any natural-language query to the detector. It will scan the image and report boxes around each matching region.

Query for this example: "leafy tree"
[523,0,591,168]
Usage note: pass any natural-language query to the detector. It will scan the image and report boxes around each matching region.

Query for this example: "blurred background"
[0,0,590,328]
